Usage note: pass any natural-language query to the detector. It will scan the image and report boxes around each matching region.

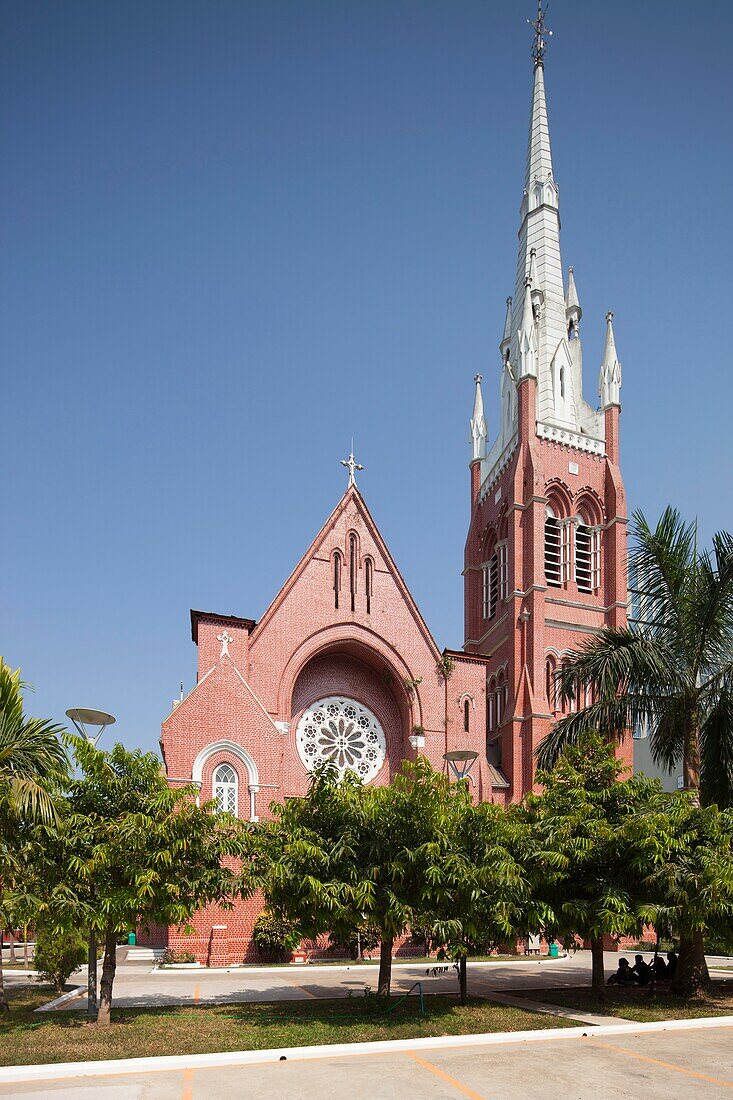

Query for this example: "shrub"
[252,910,302,961]
[34,925,87,992]
[160,949,196,965]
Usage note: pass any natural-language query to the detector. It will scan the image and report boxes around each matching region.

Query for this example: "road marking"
[587,1038,733,1090]
[292,984,318,1000]
[193,985,200,1005]
[406,1051,486,1099]
[181,1067,195,1100]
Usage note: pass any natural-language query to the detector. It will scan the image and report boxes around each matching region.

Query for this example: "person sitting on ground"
[652,954,668,981]
[607,957,637,985]
[666,951,678,981]
[631,954,652,985]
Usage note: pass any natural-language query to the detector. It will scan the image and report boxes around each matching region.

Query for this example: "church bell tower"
[463,5,630,802]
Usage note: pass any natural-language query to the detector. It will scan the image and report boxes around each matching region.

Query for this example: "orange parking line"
[181,1066,195,1100]
[587,1038,733,1090]
[406,1051,486,1100]
[193,984,200,1005]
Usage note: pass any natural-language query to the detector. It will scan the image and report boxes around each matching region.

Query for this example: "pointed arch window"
[559,367,566,399]
[545,507,562,587]
[545,657,557,713]
[482,552,499,619]
[487,678,497,733]
[333,551,342,609]
[463,698,470,733]
[213,763,238,817]
[365,557,373,615]
[349,534,357,613]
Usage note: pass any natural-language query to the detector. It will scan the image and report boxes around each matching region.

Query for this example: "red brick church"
[154,24,631,964]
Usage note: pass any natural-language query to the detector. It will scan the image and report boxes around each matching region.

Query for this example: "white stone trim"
[536,421,605,455]
[191,740,260,821]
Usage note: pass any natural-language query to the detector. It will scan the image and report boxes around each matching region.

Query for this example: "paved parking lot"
[2,1025,732,1099]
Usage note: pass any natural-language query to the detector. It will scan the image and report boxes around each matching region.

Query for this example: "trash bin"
[549,942,559,958]
[128,933,137,946]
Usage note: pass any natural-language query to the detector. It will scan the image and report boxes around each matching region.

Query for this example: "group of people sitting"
[608,951,678,986]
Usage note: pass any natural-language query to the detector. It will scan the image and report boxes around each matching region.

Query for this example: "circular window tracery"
[296,696,386,783]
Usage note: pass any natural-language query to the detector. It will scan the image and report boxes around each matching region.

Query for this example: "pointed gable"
[250,486,441,660]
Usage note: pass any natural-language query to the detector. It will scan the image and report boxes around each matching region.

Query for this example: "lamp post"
[65,708,116,1018]
[443,749,478,782]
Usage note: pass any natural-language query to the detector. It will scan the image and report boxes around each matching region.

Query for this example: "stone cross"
[217,631,233,658]
[340,448,364,489]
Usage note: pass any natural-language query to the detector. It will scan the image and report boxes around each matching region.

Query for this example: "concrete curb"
[2,1013,733,1083]
[34,986,85,1013]
[149,955,568,977]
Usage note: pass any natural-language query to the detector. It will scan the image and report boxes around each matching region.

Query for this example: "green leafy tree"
[38,735,244,1026]
[538,509,733,804]
[525,733,670,1001]
[405,792,551,1004]
[537,510,733,988]
[648,798,733,996]
[0,659,66,1011]
[253,759,483,996]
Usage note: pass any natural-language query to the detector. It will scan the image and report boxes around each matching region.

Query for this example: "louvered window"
[545,509,562,587]
[575,523,600,592]
[498,541,508,600]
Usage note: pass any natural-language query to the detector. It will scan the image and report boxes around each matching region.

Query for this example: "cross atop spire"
[340,443,364,489]
[528,2,552,68]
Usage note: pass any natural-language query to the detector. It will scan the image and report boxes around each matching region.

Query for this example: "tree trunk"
[23,926,28,968]
[683,710,702,806]
[0,953,7,1013]
[590,937,607,1003]
[96,928,118,1027]
[458,955,468,1006]
[673,930,712,998]
[7,934,15,964]
[377,935,393,997]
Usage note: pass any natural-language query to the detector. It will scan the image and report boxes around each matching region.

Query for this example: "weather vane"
[340,440,364,489]
[528,2,552,67]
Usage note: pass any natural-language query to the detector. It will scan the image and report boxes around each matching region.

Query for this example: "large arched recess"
[279,624,420,784]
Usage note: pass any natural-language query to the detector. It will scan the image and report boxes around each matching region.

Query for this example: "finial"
[606,310,614,323]
[528,2,552,68]
[340,444,364,489]
[474,373,482,384]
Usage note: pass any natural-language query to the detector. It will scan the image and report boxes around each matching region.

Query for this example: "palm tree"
[0,658,67,1011]
[536,508,733,993]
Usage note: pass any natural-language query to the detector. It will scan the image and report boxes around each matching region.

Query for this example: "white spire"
[565,266,581,335]
[599,311,622,408]
[517,277,538,380]
[470,374,487,461]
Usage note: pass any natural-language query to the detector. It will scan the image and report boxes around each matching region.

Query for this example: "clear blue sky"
[2,1,731,755]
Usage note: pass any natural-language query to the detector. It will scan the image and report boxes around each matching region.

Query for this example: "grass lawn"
[0,983,576,1067]
[515,982,733,1023]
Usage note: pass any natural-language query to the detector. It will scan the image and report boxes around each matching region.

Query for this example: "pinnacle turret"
[565,266,581,336]
[470,374,487,461]
[599,311,622,408]
[517,277,538,380]
[500,297,513,361]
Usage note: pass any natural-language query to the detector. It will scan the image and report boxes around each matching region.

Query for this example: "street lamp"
[65,707,116,1017]
[443,749,478,781]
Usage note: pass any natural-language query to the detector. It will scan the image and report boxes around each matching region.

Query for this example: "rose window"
[296,696,386,783]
